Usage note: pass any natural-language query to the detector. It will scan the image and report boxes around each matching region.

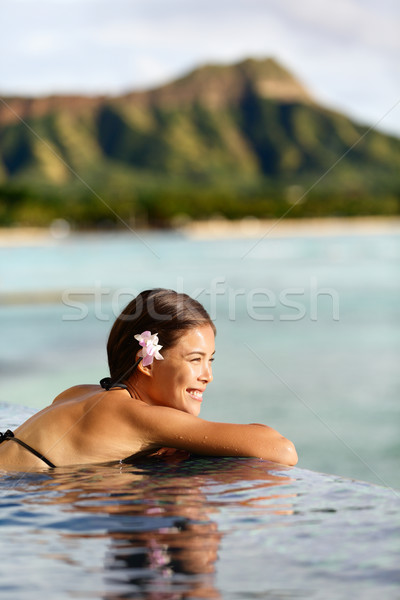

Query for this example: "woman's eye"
[191,358,201,363]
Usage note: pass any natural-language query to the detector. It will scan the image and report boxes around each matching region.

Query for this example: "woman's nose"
[200,362,213,383]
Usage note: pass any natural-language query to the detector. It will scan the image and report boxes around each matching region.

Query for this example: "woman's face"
[146,324,215,417]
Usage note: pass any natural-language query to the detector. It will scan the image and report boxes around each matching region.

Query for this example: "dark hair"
[107,288,216,384]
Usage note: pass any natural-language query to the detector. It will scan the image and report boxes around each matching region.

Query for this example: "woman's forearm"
[137,405,298,466]
[243,423,298,465]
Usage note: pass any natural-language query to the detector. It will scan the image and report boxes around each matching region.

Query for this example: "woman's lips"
[186,389,204,401]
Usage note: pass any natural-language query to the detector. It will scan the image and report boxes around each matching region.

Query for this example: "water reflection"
[13,456,295,599]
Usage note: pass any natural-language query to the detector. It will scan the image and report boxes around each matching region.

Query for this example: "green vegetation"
[0,57,399,227]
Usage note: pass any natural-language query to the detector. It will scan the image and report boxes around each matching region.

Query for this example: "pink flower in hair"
[134,331,164,366]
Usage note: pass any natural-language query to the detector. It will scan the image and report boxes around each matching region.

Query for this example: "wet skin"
[0,325,298,470]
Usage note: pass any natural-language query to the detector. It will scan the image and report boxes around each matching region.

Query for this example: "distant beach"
[0,227,60,247]
[180,216,400,239]
[1,216,400,247]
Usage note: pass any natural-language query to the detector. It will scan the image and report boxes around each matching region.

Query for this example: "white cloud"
[23,32,66,57]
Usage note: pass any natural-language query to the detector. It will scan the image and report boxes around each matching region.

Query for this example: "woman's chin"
[185,404,201,417]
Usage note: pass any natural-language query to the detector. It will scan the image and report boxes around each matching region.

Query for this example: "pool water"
[1,405,399,599]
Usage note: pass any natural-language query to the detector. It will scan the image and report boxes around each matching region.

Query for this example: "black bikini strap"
[99,359,142,394]
[0,430,56,468]
[99,377,133,397]
[99,377,114,390]
[0,429,14,443]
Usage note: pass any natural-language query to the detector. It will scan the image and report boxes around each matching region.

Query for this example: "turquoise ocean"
[1,228,399,489]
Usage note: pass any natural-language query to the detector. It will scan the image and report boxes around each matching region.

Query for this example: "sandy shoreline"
[180,216,400,239]
[0,227,59,247]
[1,216,400,246]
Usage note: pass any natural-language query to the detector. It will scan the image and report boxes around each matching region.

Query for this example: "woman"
[0,288,298,471]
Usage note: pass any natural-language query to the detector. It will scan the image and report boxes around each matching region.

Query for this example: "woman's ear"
[137,358,153,378]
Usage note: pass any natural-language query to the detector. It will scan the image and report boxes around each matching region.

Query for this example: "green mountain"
[0,57,399,226]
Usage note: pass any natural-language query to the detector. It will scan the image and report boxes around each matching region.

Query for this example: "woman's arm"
[134,405,298,466]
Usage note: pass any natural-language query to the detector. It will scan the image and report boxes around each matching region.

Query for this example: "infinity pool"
[1,406,399,599]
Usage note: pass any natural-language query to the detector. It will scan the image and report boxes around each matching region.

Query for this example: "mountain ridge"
[0,56,399,226]
[121,57,313,109]
[0,57,313,125]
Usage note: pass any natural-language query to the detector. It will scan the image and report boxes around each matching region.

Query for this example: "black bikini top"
[99,377,133,397]
[0,381,134,470]
[0,429,56,468]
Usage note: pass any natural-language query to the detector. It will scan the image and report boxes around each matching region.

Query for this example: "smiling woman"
[0,288,297,471]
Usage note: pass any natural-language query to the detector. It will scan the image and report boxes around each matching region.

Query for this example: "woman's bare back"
[0,385,154,470]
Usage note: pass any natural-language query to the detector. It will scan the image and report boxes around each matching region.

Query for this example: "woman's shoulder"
[51,384,101,404]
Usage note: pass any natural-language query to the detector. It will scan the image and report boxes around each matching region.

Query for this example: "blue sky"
[1,0,399,135]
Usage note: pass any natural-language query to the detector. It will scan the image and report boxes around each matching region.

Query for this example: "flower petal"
[134,330,163,365]
[142,354,153,367]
